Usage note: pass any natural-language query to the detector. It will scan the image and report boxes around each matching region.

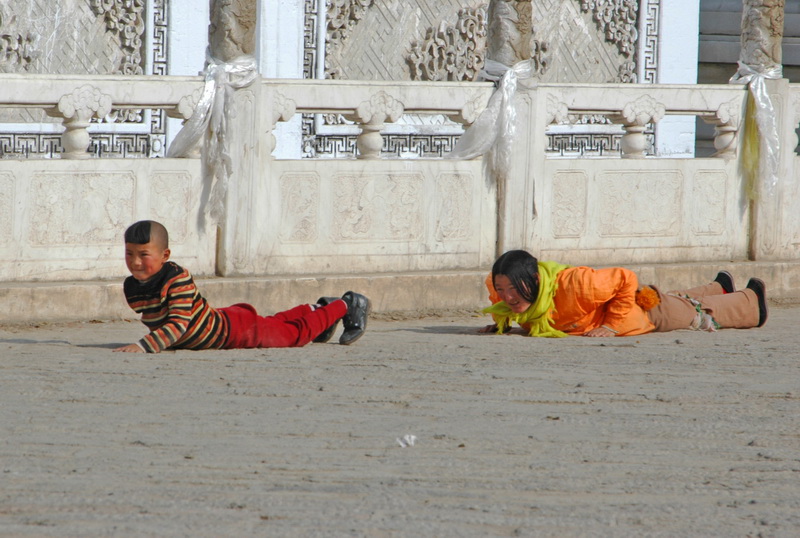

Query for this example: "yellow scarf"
[483,260,571,338]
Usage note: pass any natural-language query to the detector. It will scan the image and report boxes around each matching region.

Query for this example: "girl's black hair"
[491,249,540,304]
[124,220,169,248]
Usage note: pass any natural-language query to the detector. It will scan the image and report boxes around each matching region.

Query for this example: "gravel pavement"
[1,306,799,537]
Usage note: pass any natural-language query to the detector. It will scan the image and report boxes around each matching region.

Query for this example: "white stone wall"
[0,159,214,282]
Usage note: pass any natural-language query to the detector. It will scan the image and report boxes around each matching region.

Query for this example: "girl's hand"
[114,343,145,353]
[583,327,615,337]
[478,323,498,334]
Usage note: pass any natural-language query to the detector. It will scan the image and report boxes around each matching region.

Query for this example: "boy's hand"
[114,344,145,353]
[478,323,498,334]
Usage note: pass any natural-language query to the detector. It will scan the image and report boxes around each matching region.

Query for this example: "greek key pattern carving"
[325,0,375,78]
[580,0,639,57]
[640,0,660,83]
[547,133,625,157]
[89,0,146,75]
[407,6,487,82]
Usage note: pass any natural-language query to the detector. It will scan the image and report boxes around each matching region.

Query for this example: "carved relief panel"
[280,172,320,243]
[597,170,682,237]
[331,172,424,242]
[27,172,135,245]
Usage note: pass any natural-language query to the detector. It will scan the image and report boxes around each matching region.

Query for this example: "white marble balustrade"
[0,74,798,286]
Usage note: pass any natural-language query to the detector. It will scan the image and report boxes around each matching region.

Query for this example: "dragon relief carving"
[580,0,639,57]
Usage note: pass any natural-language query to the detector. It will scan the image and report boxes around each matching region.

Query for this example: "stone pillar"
[209,0,257,61]
[486,0,533,67]
[738,0,786,261]
[485,0,537,257]
[206,0,264,276]
[739,0,784,68]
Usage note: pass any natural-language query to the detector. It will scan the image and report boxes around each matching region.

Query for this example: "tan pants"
[646,282,760,332]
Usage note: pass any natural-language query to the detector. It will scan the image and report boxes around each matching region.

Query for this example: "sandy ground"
[1,306,799,537]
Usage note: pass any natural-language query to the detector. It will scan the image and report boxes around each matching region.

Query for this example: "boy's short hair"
[491,249,540,304]
[124,220,169,249]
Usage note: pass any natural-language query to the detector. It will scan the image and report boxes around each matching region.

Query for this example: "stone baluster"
[346,91,404,159]
[701,97,742,158]
[47,85,112,159]
[612,95,665,158]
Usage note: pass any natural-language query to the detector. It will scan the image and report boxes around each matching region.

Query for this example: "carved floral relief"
[0,10,39,73]
[89,0,146,75]
[580,0,639,57]
[408,6,488,82]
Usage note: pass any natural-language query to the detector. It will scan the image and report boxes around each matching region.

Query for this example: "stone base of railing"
[2,261,800,325]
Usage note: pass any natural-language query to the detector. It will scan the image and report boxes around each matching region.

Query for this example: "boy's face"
[125,241,170,283]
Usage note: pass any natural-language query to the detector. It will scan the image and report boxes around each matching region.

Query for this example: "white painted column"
[257,0,306,158]
[166,0,210,148]
[655,0,700,157]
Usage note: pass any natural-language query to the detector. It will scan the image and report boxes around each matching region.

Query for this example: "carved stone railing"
[1,73,798,289]
[1,74,205,159]
[0,74,770,162]
[536,83,749,159]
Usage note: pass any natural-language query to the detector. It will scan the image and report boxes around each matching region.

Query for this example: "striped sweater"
[124,261,228,353]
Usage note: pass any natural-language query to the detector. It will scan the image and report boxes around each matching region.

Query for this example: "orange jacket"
[487,266,655,336]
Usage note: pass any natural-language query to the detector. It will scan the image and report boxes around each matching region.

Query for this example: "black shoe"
[714,271,735,294]
[339,291,370,345]
[746,278,768,327]
[313,297,342,343]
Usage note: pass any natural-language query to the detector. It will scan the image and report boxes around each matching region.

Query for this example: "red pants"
[219,300,347,349]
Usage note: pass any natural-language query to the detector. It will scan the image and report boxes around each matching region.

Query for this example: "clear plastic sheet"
[445,59,535,189]
[729,62,783,200]
[167,51,258,223]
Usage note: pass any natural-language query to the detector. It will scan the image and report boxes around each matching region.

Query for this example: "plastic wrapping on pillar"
[730,63,782,201]
[167,51,258,225]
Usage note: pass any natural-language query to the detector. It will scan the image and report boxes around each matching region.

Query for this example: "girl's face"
[493,274,532,313]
